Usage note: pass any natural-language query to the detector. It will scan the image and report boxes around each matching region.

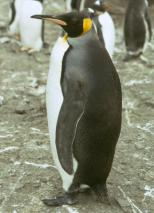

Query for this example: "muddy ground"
[0,0,154,213]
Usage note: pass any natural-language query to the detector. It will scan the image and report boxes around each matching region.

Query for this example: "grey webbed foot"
[42,192,78,206]
[139,55,148,64]
[123,54,141,62]
[92,184,110,204]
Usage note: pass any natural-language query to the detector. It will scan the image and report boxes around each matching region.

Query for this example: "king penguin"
[124,0,152,61]
[65,0,115,57]
[9,0,44,53]
[32,8,122,206]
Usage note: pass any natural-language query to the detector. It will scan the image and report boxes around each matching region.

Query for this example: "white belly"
[46,37,77,191]
[65,0,72,11]
[19,0,43,50]
[10,0,43,50]
[98,12,115,57]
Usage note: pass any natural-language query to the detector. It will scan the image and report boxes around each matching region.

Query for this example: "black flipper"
[145,11,152,42]
[93,16,105,46]
[9,0,16,25]
[41,20,45,45]
[56,97,85,175]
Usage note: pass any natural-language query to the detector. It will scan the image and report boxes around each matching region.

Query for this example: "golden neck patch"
[83,18,92,34]
[63,34,68,42]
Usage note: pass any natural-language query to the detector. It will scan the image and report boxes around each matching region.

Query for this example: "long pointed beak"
[31,15,67,26]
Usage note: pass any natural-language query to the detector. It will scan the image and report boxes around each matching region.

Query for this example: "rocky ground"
[0,0,154,213]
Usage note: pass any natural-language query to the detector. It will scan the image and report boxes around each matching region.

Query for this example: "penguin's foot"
[15,33,20,41]
[123,54,132,62]
[92,184,110,204]
[43,42,49,49]
[20,46,39,54]
[20,46,30,52]
[42,192,78,206]
[8,33,20,40]
[139,55,148,64]
[123,54,140,62]
[147,42,154,50]
[28,48,39,54]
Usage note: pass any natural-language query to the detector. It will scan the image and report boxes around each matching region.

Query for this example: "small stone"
[135,143,144,150]
[0,37,10,43]
[0,196,5,204]
[28,85,46,96]
[15,107,26,114]
[117,198,129,207]
[33,181,41,188]
[15,183,24,191]
[14,102,29,114]
[0,96,4,106]
[125,180,132,186]
[40,177,48,183]
[144,171,154,181]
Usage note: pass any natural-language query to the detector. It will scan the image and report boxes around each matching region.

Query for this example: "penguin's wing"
[9,0,16,25]
[93,16,105,45]
[145,11,152,42]
[41,20,45,45]
[56,96,85,175]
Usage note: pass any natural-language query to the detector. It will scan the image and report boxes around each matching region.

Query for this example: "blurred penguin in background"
[9,0,44,53]
[65,0,115,58]
[124,0,152,61]
[147,0,154,5]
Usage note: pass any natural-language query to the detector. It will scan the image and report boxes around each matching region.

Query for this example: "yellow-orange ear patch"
[83,18,92,34]
[63,34,68,42]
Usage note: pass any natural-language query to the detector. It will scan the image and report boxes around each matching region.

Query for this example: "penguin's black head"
[31,9,95,38]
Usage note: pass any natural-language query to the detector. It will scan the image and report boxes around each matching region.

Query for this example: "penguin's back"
[124,0,148,53]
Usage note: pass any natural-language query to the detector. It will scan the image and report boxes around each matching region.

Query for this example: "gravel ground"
[0,0,154,212]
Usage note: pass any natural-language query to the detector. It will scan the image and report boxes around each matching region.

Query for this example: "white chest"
[46,37,77,191]
[98,12,115,57]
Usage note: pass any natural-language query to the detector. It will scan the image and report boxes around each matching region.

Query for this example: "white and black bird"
[9,0,44,53]
[65,0,116,57]
[124,0,152,61]
[32,8,122,206]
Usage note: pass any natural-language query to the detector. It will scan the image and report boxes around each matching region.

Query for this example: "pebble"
[15,107,26,114]
[135,142,144,150]
[144,171,154,181]
[14,101,30,114]
[0,37,10,43]
[0,96,4,105]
